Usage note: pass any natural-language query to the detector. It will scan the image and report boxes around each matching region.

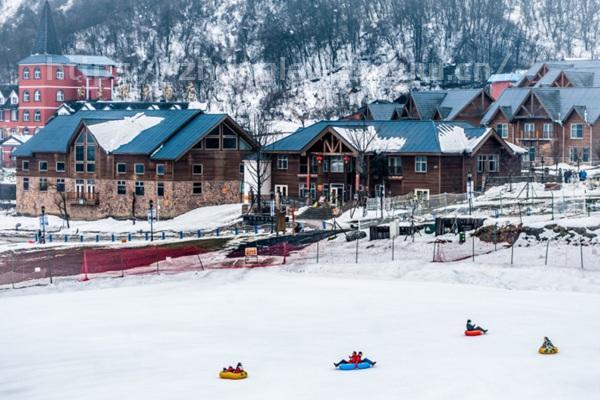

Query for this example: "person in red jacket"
[334,351,357,367]
[233,362,244,373]
[357,351,376,366]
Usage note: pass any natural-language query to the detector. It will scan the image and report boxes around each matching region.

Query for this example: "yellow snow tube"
[219,371,248,380]
[538,346,559,355]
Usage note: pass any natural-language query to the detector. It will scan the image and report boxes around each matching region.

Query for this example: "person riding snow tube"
[220,362,248,379]
[538,337,559,355]
[334,351,376,370]
[465,319,488,336]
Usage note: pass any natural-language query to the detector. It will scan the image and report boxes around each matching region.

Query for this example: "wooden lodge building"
[13,109,256,219]
[481,87,600,165]
[263,120,525,204]
[343,89,493,127]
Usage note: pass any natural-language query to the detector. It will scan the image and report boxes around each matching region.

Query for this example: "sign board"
[245,247,258,257]
[389,219,399,239]
[243,214,289,225]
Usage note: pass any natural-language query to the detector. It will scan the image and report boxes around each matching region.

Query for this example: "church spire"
[32,1,61,55]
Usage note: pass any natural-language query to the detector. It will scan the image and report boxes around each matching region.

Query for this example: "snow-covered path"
[1,268,598,400]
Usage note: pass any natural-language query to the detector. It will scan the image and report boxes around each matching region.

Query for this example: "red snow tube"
[465,330,485,336]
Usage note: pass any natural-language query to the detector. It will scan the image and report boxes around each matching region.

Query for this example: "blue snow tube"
[338,362,372,370]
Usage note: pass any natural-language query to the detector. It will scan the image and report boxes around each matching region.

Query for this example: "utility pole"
[40,206,47,244]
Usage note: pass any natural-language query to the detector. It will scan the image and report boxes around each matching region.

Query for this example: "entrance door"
[330,184,344,206]
[75,180,85,198]
[86,180,96,200]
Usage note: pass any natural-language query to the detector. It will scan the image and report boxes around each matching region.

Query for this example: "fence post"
[80,235,84,243]
[472,235,475,262]
[580,241,584,270]
[120,254,125,278]
[545,240,550,266]
[234,227,239,236]
[48,234,53,243]
[511,243,514,265]
[215,228,220,237]
[493,224,497,252]
[392,236,395,261]
[111,233,115,242]
[316,237,320,264]
[197,229,202,238]
[128,233,132,242]
[179,231,183,239]
[254,225,259,235]
[96,234,99,243]
[64,235,68,243]
[322,220,327,230]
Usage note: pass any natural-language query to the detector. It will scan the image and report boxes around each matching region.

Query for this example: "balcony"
[67,192,99,206]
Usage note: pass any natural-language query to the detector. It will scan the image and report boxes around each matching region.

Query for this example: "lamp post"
[540,156,545,184]
[466,173,474,215]
[40,205,46,244]
[148,200,154,241]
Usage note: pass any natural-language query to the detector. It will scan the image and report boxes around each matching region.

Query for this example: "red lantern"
[316,155,323,164]
[343,155,350,164]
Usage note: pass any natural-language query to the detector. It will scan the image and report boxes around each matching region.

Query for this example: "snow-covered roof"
[86,113,164,152]
[334,127,407,153]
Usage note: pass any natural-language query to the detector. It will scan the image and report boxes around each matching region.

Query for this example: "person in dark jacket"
[234,362,244,373]
[466,319,488,333]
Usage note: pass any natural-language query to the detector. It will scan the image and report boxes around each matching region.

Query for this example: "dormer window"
[9,93,18,105]
[34,90,41,102]
[56,68,64,80]
[34,68,41,79]
[23,68,30,80]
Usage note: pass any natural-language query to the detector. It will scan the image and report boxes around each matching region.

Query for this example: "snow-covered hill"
[1,0,599,126]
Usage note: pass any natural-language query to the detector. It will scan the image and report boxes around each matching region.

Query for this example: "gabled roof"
[13,109,252,161]
[263,120,498,155]
[482,87,600,125]
[367,102,404,120]
[487,73,524,83]
[405,89,485,121]
[59,100,191,114]
[18,54,117,66]
[32,1,61,56]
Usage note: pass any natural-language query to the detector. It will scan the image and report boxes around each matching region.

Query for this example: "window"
[205,128,220,149]
[135,164,145,175]
[543,123,553,139]
[23,128,29,135]
[116,163,126,174]
[388,157,402,175]
[135,181,145,196]
[22,160,29,171]
[23,91,30,102]
[34,90,41,102]
[10,110,18,121]
[192,164,203,175]
[23,111,30,122]
[222,126,237,149]
[157,182,164,197]
[330,156,344,173]
[193,182,203,194]
[75,131,96,173]
[524,123,535,138]
[34,111,41,122]
[239,163,245,174]
[56,69,64,80]
[477,155,486,173]
[56,178,65,193]
[39,161,48,172]
[583,147,590,163]
[496,123,509,139]
[277,155,288,170]
[570,147,579,163]
[414,189,430,201]
[56,162,65,172]
[156,164,165,176]
[39,177,48,192]
[488,154,499,172]
[415,156,427,173]
[275,184,288,197]
[23,68,30,80]
[34,68,41,79]
[571,123,584,139]
[117,180,126,195]
[23,177,29,191]
[56,90,64,102]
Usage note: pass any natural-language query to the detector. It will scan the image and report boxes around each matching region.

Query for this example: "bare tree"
[48,183,71,229]
[245,112,275,213]
[340,124,378,200]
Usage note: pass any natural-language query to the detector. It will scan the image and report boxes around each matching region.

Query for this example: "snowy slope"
[0,268,599,400]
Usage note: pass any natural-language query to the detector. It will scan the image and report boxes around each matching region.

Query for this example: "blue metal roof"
[151,114,227,160]
[263,120,478,154]
[112,110,200,155]
[13,110,140,157]
[13,109,214,158]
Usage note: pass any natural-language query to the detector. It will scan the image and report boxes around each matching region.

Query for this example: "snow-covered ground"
[0,203,243,234]
[1,264,599,400]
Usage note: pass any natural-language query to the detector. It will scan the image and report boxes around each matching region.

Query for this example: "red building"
[0,1,117,144]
